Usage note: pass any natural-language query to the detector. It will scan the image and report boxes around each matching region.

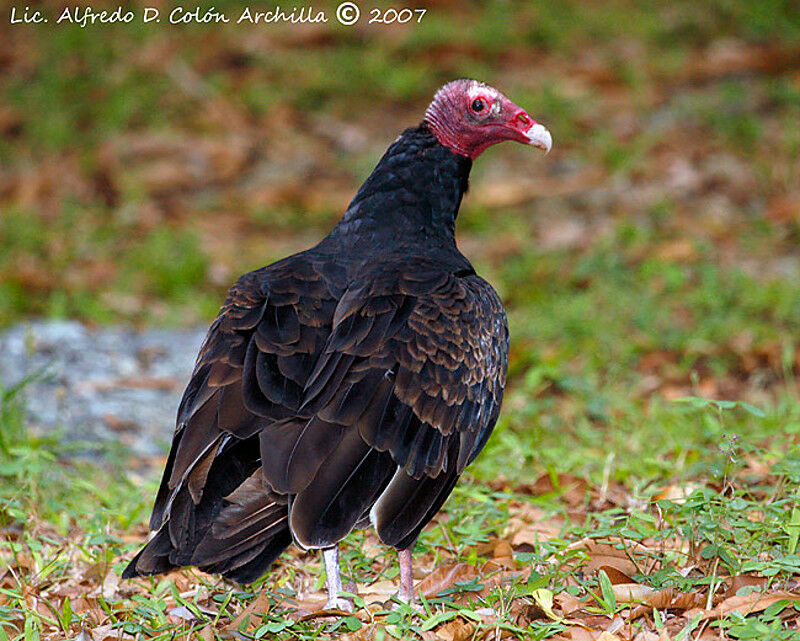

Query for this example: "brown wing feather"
[125,253,341,582]
[150,257,338,528]
[303,263,508,478]
[288,261,508,548]
[127,252,507,578]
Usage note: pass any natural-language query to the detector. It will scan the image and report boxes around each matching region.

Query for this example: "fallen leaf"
[361,579,398,604]
[417,563,479,598]
[653,484,703,503]
[101,570,119,601]
[435,619,475,641]
[555,591,585,615]
[493,540,514,558]
[510,516,564,549]
[685,590,800,621]
[599,565,636,585]
[722,575,769,599]
[565,628,602,641]
[521,473,589,507]
[168,605,197,622]
[531,588,562,621]
[565,539,648,576]
[629,589,705,618]
[226,591,272,631]
[611,583,657,603]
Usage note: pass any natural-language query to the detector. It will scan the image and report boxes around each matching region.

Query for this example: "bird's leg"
[396,547,415,603]
[322,546,353,611]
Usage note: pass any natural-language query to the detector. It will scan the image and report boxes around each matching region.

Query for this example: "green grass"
[2,373,800,638]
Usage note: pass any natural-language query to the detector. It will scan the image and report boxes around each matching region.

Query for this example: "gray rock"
[0,321,207,456]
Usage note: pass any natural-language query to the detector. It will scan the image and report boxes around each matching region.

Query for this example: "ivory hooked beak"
[525,123,552,153]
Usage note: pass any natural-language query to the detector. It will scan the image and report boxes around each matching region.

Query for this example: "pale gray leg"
[397,548,415,603]
[323,546,353,611]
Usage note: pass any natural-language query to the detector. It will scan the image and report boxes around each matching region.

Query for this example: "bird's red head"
[423,79,552,160]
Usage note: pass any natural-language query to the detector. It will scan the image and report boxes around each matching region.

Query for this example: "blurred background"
[1,0,799,473]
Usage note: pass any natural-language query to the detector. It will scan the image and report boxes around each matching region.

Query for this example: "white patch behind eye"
[466,83,500,115]
[467,84,499,103]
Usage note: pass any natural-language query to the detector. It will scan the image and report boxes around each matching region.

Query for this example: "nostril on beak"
[515,112,531,129]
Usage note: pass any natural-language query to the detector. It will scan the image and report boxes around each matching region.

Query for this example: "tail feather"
[289,426,395,548]
[122,527,176,579]
[192,500,289,566]
[123,435,292,584]
[206,527,293,584]
[373,438,461,549]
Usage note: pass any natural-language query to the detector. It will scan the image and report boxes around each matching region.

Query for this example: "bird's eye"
[471,99,485,113]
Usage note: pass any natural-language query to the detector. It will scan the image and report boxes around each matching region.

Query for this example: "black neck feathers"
[328,125,472,251]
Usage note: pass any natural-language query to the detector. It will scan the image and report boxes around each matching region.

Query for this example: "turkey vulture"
[123,79,551,609]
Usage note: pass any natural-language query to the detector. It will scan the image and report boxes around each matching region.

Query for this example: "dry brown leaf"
[555,591,585,615]
[722,575,769,599]
[417,563,478,598]
[361,579,397,604]
[226,591,272,630]
[566,539,648,576]
[90,623,136,641]
[168,605,197,623]
[599,565,635,585]
[611,583,657,603]
[435,619,475,641]
[685,590,800,621]
[493,540,514,559]
[629,589,705,619]
[101,570,119,601]
[565,628,602,641]
[653,484,702,503]
[594,632,622,641]
[510,521,564,549]
[475,538,500,556]
[475,537,515,559]
[483,556,518,572]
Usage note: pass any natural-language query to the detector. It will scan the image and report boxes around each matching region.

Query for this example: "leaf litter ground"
[3,400,800,641]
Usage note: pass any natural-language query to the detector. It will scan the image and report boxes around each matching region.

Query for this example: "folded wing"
[290,261,508,549]
[124,254,508,582]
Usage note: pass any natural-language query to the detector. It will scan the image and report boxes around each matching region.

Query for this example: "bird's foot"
[389,548,421,610]
[323,596,354,612]
[322,547,354,612]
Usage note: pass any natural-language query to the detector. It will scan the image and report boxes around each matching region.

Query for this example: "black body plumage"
[123,124,509,584]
